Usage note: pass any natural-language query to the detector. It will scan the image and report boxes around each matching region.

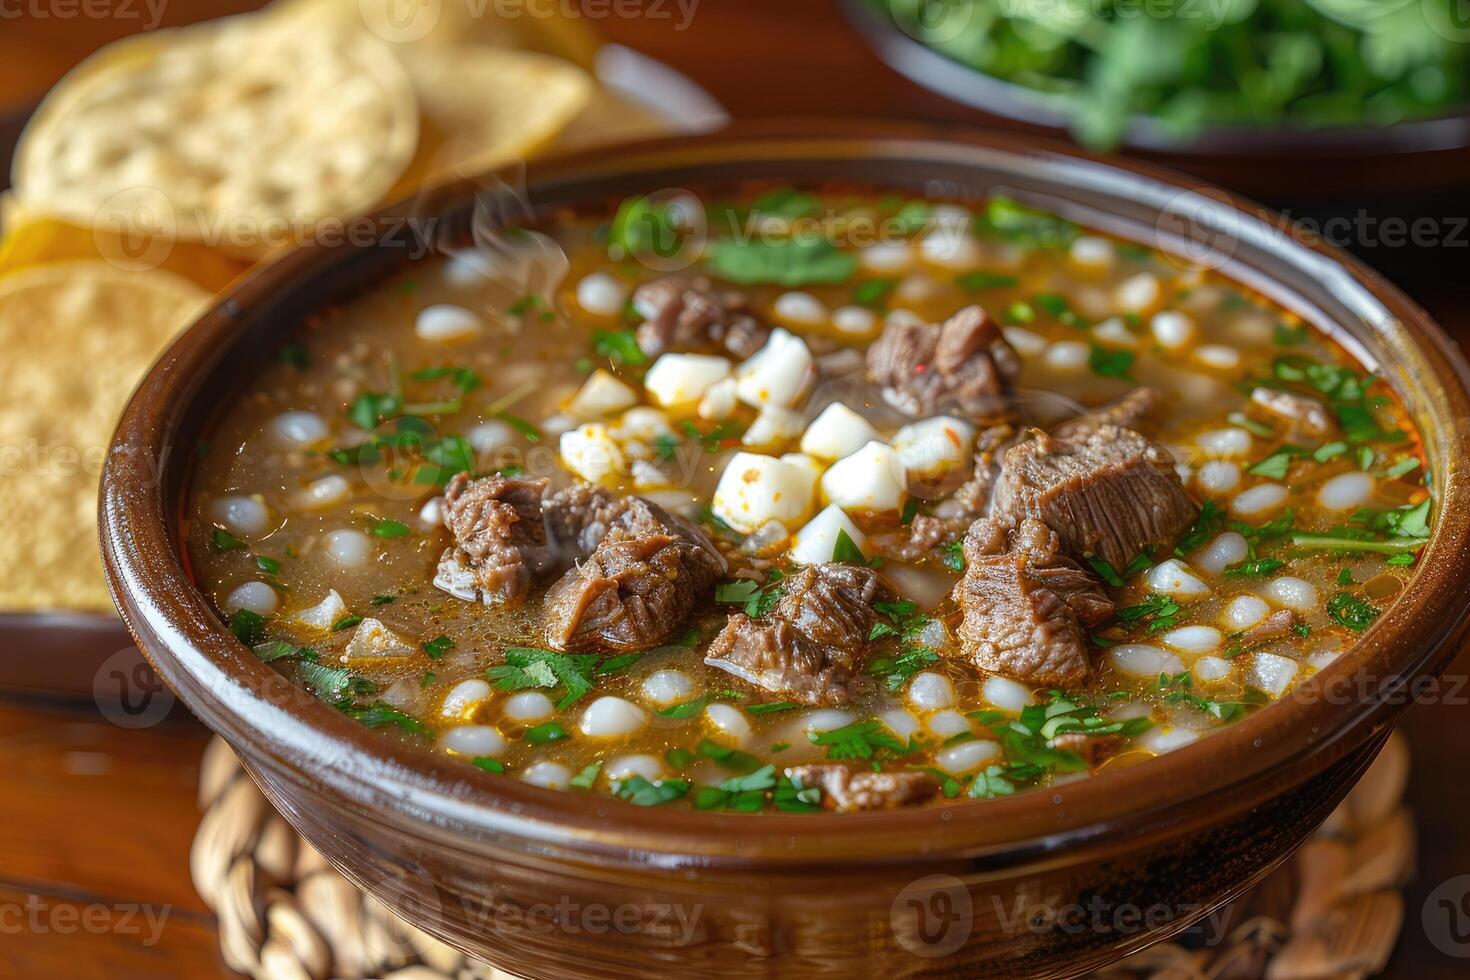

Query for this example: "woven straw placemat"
[190,733,1413,980]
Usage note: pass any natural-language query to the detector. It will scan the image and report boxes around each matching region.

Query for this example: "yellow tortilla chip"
[553,86,675,152]
[12,14,420,259]
[0,212,250,294]
[387,46,593,195]
[266,0,602,69]
[0,263,211,612]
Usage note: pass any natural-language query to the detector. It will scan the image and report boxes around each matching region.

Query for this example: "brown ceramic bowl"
[100,122,1470,979]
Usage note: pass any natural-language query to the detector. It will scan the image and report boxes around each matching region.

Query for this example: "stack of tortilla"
[0,0,668,613]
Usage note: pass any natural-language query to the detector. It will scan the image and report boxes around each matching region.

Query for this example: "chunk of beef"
[704,564,889,705]
[786,765,940,813]
[865,306,1020,418]
[1239,608,1299,647]
[541,483,622,556]
[543,497,726,653]
[435,474,554,605]
[870,513,950,563]
[992,425,1197,569]
[633,276,769,359]
[953,518,1115,688]
[1250,387,1337,439]
[1051,733,1124,768]
[943,423,1016,521]
[1053,387,1160,440]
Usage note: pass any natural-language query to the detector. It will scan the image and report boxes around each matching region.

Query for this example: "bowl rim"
[840,0,1470,157]
[101,120,1470,869]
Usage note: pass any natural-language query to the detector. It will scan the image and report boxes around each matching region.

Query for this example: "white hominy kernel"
[1222,594,1271,631]
[1091,317,1137,347]
[931,205,971,230]
[1115,273,1160,312]
[1146,559,1211,599]
[982,675,1033,714]
[919,230,982,268]
[1318,472,1374,511]
[1195,531,1249,575]
[935,739,1001,774]
[734,328,815,409]
[439,725,506,758]
[907,672,956,710]
[1109,644,1186,678]
[1044,340,1090,371]
[802,709,858,733]
[1193,657,1234,682]
[1070,236,1114,268]
[224,581,278,616]
[831,305,878,336]
[210,495,269,537]
[1232,483,1289,516]
[1308,649,1343,672]
[1139,726,1200,753]
[270,410,329,447]
[697,376,739,421]
[501,691,555,723]
[879,709,920,741]
[773,291,828,325]
[1107,701,1152,723]
[466,420,516,454]
[323,529,373,567]
[579,696,648,738]
[1160,626,1223,656]
[820,441,906,513]
[895,276,941,304]
[1195,428,1254,458]
[1002,326,1047,357]
[575,273,629,316]
[801,403,878,461]
[641,669,697,707]
[417,496,444,527]
[860,243,913,272]
[1197,460,1241,494]
[568,370,638,418]
[1265,576,1319,613]
[1151,312,1196,350]
[1193,344,1241,370]
[440,679,492,719]
[520,761,571,789]
[442,249,492,287]
[927,710,972,739]
[604,754,665,783]
[540,413,580,438]
[1249,652,1300,696]
[704,703,752,742]
[415,304,484,342]
[296,475,349,510]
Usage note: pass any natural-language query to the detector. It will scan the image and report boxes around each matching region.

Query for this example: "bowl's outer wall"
[101,125,1470,978]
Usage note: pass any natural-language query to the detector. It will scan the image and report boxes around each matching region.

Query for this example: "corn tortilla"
[0,262,210,612]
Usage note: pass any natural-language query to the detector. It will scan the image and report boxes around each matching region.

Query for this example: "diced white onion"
[741,405,803,449]
[879,709,920,741]
[892,416,976,478]
[644,353,731,408]
[802,709,858,733]
[1091,317,1137,348]
[1193,656,1234,682]
[293,590,347,629]
[790,504,867,566]
[568,369,638,418]
[1070,236,1114,268]
[1249,652,1300,696]
[711,452,818,533]
[559,424,626,484]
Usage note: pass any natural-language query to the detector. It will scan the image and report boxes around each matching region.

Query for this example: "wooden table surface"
[2,2,1469,977]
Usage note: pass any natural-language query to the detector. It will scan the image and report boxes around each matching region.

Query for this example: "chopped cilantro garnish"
[592,329,647,365]
[655,697,709,720]
[706,238,857,287]
[568,761,603,789]
[472,757,505,774]
[808,719,912,761]
[421,635,454,660]
[1089,345,1134,379]
[523,722,570,744]
[1328,592,1381,631]
[370,594,397,606]
[745,701,799,715]
[486,647,600,709]
[853,277,898,308]
[211,528,246,553]
[1223,558,1285,577]
[831,528,868,565]
[371,519,411,538]
[254,555,280,574]
[494,411,542,443]
[227,609,266,646]
[331,614,362,632]
[955,271,1020,291]
[342,702,427,736]
[613,776,690,806]
[715,579,785,617]
[942,538,966,571]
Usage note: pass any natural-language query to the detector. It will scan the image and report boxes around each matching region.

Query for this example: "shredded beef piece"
[871,514,950,563]
[1053,388,1160,440]
[543,497,725,653]
[944,423,1017,521]
[542,483,623,556]
[704,564,890,705]
[435,474,554,605]
[786,765,940,813]
[953,518,1115,688]
[1052,733,1125,768]
[992,425,1197,569]
[1250,387,1337,438]
[633,275,769,359]
[1240,608,1299,647]
[865,306,1020,418]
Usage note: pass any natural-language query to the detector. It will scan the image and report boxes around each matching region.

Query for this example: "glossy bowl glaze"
[101,123,1470,979]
